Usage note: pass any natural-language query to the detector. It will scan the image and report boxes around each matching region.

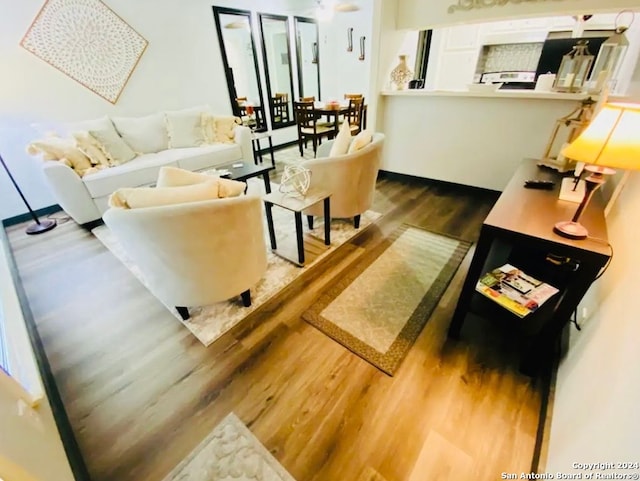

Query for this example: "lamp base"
[553,220,588,240]
[25,218,56,235]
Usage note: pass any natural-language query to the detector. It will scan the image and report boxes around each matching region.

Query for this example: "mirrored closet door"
[212,6,266,131]
[259,13,296,129]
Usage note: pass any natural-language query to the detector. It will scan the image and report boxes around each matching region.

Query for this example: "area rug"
[92,181,381,346]
[303,224,471,375]
[162,413,296,481]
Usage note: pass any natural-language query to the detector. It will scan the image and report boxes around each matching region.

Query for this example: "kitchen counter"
[381,89,596,101]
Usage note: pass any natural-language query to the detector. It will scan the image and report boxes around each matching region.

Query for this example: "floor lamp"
[0,153,56,235]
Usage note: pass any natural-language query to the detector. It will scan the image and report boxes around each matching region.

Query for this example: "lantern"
[552,40,594,93]
[588,27,629,93]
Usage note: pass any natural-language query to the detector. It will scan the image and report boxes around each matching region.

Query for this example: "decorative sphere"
[279,165,311,197]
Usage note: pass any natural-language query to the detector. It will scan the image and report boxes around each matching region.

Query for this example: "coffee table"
[262,189,331,266]
[217,161,274,194]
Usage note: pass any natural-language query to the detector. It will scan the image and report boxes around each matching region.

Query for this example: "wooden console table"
[448,159,611,375]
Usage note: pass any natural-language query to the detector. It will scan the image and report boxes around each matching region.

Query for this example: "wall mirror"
[259,13,296,129]
[213,7,266,131]
[294,17,321,101]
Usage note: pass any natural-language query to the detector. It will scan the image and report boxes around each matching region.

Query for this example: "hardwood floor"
[6,152,545,481]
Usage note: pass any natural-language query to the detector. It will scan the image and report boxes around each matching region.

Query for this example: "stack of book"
[475,264,559,318]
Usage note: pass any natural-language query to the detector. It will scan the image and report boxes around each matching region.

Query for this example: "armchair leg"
[307,215,314,230]
[176,306,190,320]
[354,215,361,229]
[241,289,252,307]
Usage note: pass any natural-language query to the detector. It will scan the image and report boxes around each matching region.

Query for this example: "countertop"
[380,89,597,100]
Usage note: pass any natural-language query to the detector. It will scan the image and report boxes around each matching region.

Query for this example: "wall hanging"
[448,0,567,14]
[347,27,353,52]
[359,36,365,61]
[20,0,148,104]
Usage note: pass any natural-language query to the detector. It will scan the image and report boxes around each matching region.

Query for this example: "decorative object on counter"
[347,27,353,52]
[535,73,556,92]
[279,165,312,197]
[552,40,594,93]
[448,0,567,14]
[390,54,413,90]
[0,153,56,235]
[588,11,633,94]
[554,102,640,240]
[359,36,366,61]
[20,0,148,104]
[538,97,595,173]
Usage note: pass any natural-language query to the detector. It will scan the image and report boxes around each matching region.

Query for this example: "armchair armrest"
[317,139,334,158]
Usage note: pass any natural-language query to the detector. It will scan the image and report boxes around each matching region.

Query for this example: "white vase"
[390,55,413,90]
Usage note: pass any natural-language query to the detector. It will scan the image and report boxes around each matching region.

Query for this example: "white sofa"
[39,119,253,226]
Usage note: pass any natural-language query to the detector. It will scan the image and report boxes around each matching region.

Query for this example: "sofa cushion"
[172,144,242,171]
[83,152,179,198]
[89,128,136,166]
[109,181,221,209]
[348,129,373,154]
[165,106,208,148]
[202,114,240,144]
[329,120,352,157]
[111,113,169,153]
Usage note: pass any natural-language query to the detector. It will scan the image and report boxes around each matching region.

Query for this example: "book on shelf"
[475,263,559,318]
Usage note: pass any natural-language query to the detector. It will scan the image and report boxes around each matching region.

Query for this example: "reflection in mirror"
[259,14,296,129]
[294,17,320,101]
[212,7,266,131]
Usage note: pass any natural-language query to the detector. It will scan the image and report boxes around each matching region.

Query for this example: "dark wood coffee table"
[218,161,275,194]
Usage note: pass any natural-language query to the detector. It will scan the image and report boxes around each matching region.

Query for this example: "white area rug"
[162,413,296,481]
[92,180,381,346]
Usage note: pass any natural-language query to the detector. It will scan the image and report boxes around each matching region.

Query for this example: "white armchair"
[102,195,267,319]
[302,133,384,228]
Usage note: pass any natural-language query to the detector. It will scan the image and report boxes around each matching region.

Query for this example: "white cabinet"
[432,25,481,90]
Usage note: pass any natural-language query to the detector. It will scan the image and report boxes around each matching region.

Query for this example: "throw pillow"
[72,131,111,168]
[111,113,169,154]
[27,137,94,176]
[108,181,221,209]
[156,166,246,198]
[165,106,209,148]
[202,114,241,144]
[329,120,352,157]
[347,130,373,154]
[89,129,136,166]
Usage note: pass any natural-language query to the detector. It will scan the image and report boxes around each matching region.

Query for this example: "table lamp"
[554,102,640,239]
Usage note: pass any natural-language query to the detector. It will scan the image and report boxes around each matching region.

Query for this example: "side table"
[262,189,331,266]
[251,131,275,167]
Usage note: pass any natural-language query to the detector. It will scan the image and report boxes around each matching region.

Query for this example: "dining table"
[311,101,368,134]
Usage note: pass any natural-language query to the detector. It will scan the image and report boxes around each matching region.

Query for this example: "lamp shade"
[561,102,640,171]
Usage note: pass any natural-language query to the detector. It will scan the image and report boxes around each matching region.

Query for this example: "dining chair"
[294,101,335,157]
[344,93,363,100]
[346,97,365,135]
[273,93,290,123]
[300,96,316,102]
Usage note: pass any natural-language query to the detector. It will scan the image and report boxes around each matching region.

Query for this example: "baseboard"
[2,204,62,227]
[378,170,501,196]
[0,226,92,481]
[265,139,298,155]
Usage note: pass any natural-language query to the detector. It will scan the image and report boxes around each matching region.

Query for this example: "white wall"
[546,171,640,475]
[397,0,640,30]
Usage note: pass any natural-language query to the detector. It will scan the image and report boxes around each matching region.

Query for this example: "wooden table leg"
[264,201,277,250]
[323,197,331,246]
[448,226,494,338]
[295,211,304,265]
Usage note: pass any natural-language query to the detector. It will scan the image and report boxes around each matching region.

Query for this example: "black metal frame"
[212,6,266,130]
[258,13,296,129]
[294,16,321,101]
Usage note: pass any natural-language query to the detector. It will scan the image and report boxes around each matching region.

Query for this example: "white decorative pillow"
[111,113,168,154]
[329,120,352,157]
[165,106,209,148]
[89,129,136,166]
[108,181,220,209]
[347,130,373,154]
[156,166,245,197]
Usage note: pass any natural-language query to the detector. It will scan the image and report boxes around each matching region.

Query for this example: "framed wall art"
[20,0,148,104]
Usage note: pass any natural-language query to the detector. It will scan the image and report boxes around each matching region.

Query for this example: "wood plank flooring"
[6,151,545,481]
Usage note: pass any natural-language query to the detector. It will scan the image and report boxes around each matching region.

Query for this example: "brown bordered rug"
[302,224,471,375]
